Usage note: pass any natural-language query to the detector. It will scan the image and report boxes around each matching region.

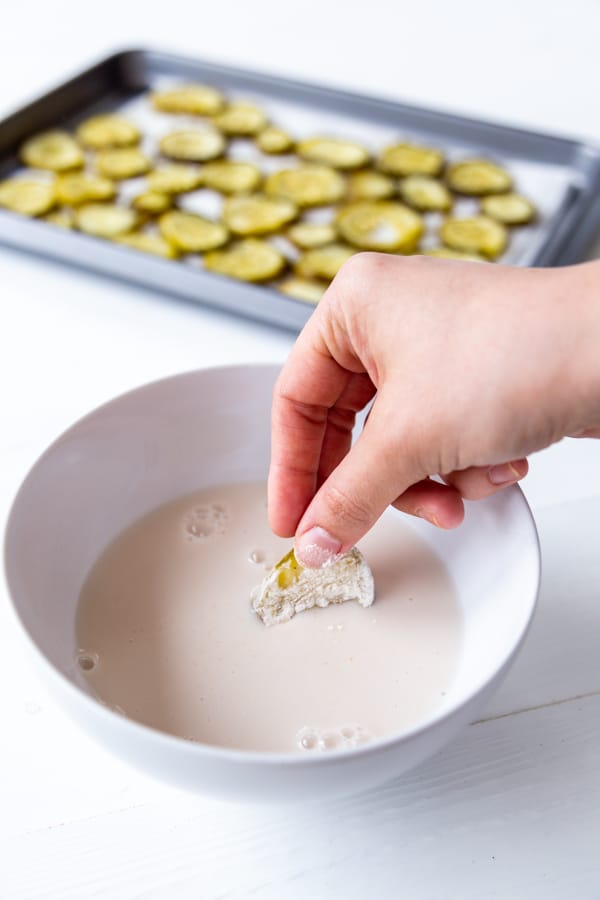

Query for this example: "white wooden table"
[1,3,600,896]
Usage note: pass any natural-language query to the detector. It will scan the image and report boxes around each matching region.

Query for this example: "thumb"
[294,394,419,567]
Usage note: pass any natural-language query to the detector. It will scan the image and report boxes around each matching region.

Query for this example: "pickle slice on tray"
[44,207,75,228]
[201,161,262,194]
[279,276,326,304]
[347,170,395,201]
[158,129,226,162]
[297,137,370,170]
[147,165,203,194]
[265,165,345,207]
[117,231,179,259]
[335,200,423,252]
[439,215,507,258]
[55,173,116,206]
[379,142,444,177]
[0,178,55,216]
[213,103,268,136]
[399,175,452,212]
[151,84,225,116]
[203,238,286,282]
[287,221,336,249]
[423,247,486,261]
[75,203,139,237]
[256,127,294,154]
[446,159,512,195]
[158,210,229,252]
[76,114,140,149]
[222,195,297,236]
[480,193,535,225]
[21,130,84,172]
[132,191,172,215]
[294,243,355,280]
[96,148,152,180]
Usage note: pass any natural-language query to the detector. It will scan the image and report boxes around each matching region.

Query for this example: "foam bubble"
[296,724,372,753]
[77,650,99,672]
[183,503,229,541]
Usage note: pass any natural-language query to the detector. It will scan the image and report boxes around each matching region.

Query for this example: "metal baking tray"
[1,48,600,332]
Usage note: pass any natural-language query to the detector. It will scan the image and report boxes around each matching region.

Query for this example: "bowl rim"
[3,363,542,768]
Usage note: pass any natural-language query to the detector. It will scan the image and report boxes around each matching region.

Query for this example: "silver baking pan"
[1,48,599,331]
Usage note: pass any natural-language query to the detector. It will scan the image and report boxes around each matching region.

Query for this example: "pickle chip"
[96,148,152,180]
[159,210,228,252]
[399,175,452,212]
[213,103,267,136]
[203,238,286,282]
[379,142,444,177]
[447,160,512,195]
[151,84,225,116]
[347,170,395,201]
[201,161,262,194]
[222,195,297,236]
[75,203,138,237]
[287,221,336,249]
[294,243,355,281]
[55,172,116,206]
[117,231,179,259]
[480,193,536,225]
[256,126,294,154]
[76,114,140,149]
[423,247,486,261]
[279,276,326,304]
[336,200,423,252]
[132,191,172,215]
[147,164,203,194]
[265,165,346,207]
[297,137,370,170]
[44,208,75,229]
[440,215,507,259]
[159,129,226,162]
[0,178,55,216]
[21,130,84,172]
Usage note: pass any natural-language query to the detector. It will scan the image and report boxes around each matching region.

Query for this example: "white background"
[1,2,600,897]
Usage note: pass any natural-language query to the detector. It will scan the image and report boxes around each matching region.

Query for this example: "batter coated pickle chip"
[132,191,173,215]
[265,165,346,207]
[76,114,140,149]
[222,195,298,236]
[147,165,203,194]
[378,142,444,177]
[294,243,356,281]
[96,148,152,180]
[446,159,513,195]
[20,130,84,172]
[75,203,139,237]
[256,126,294,154]
[151,84,225,116]
[201,161,262,194]
[0,177,55,216]
[480,193,536,225]
[159,210,229,253]
[297,137,370,170]
[399,175,452,212]
[158,129,226,163]
[335,200,423,252]
[55,173,116,206]
[213,103,268,136]
[347,170,395,201]
[279,276,326,304]
[204,238,286,282]
[439,215,507,259]
[287,221,337,249]
[116,231,179,259]
[423,247,486,261]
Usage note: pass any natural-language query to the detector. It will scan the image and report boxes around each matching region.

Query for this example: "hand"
[268,253,600,566]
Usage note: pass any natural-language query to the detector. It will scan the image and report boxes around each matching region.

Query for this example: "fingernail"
[414,507,442,528]
[295,526,342,568]
[488,461,526,485]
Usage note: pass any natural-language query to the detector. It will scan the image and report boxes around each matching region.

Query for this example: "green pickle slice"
[159,211,229,253]
[147,165,203,194]
[76,115,140,149]
[279,276,326,304]
[75,203,138,237]
[379,142,444,177]
[294,243,355,281]
[423,247,486,261]
[55,173,116,206]
[287,221,337,249]
[480,193,535,225]
[335,200,423,252]
[151,84,225,116]
[201,161,262,194]
[204,238,286,282]
[347,170,395,201]
[21,131,84,172]
[256,127,294,154]
[297,137,370,170]
[132,191,172,215]
[117,231,179,259]
[222,195,297,236]
[159,130,225,162]
[0,178,55,216]
[214,103,267,136]
[399,175,452,212]
[439,216,507,259]
[265,165,345,207]
[447,160,512,195]
[44,208,75,229]
[96,148,152,180]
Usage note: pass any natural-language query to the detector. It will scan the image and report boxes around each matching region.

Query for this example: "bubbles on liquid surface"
[77,650,99,672]
[183,503,229,542]
[296,724,372,753]
[249,549,264,564]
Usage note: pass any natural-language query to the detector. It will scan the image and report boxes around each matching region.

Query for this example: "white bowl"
[3,364,540,803]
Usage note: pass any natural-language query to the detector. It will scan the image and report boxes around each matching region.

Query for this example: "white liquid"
[76,482,463,753]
